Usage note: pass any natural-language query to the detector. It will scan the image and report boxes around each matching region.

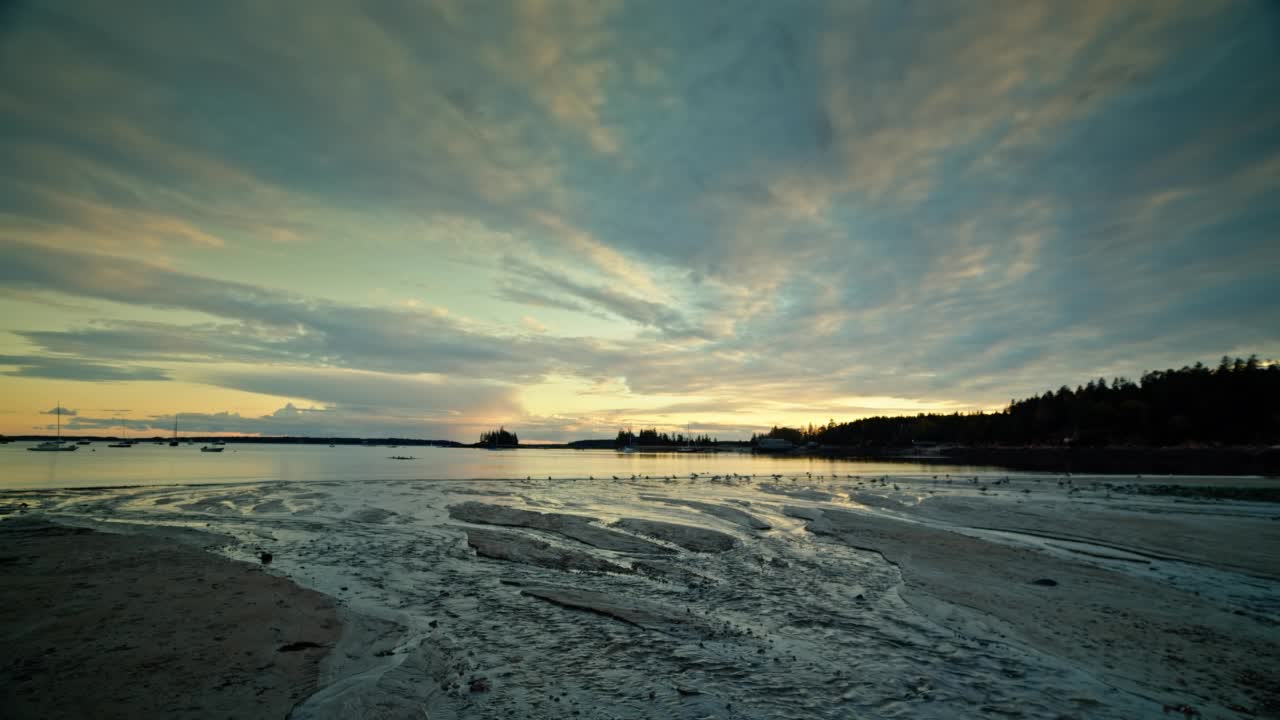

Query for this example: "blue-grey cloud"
[500,255,702,338]
[63,403,498,440]
[0,239,552,378]
[203,368,521,418]
[0,354,170,382]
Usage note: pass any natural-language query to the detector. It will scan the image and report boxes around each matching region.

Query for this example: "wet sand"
[797,505,1280,715]
[0,518,341,719]
[2,472,1278,718]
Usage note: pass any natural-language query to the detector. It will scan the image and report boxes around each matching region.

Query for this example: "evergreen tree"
[479,427,518,447]
[760,356,1279,448]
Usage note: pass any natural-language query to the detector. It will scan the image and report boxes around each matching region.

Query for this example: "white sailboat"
[29,403,77,452]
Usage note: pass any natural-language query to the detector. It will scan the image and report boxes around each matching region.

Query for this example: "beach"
[0,518,341,719]
[1,470,1277,718]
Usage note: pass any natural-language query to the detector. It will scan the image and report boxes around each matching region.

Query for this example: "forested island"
[477,427,519,448]
[614,428,718,448]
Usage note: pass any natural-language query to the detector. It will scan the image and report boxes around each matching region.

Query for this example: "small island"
[614,428,716,450]
[477,427,519,448]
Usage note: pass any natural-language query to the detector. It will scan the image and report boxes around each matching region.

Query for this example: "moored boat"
[29,402,77,452]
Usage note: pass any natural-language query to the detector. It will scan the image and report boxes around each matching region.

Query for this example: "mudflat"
[3,474,1278,718]
[0,518,340,719]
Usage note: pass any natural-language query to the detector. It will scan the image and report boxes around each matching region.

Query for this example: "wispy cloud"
[501,255,699,337]
[62,403,503,440]
[1,355,170,382]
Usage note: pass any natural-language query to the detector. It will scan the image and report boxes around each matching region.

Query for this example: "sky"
[1,0,1278,441]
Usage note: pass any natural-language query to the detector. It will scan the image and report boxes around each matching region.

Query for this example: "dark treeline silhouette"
[615,428,716,448]
[479,427,519,447]
[752,356,1280,448]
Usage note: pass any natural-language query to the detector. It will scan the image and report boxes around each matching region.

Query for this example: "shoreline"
[809,444,1280,476]
[0,518,343,719]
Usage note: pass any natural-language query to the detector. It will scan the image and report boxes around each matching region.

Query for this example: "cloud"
[520,315,548,333]
[0,239,554,377]
[501,255,699,337]
[482,0,626,154]
[1,1,1278,441]
[0,354,170,382]
[40,406,76,416]
[203,367,521,419]
[495,286,606,318]
[62,404,475,439]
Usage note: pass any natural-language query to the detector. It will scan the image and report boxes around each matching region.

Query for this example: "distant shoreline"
[819,444,1280,477]
[5,435,1277,475]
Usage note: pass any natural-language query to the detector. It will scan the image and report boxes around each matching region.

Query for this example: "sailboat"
[108,417,133,447]
[169,417,180,447]
[29,403,77,451]
[676,422,695,453]
[620,426,636,453]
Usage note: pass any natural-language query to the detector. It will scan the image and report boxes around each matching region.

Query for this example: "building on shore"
[754,437,795,453]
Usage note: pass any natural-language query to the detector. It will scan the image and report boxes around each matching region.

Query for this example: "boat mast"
[56,401,61,441]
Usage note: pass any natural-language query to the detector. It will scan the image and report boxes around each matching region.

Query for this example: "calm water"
[0,442,1002,490]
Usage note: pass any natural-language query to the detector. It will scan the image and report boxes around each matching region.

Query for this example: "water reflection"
[0,443,1003,490]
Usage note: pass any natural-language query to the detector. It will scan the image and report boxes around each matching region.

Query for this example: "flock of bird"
[504,471,1117,501]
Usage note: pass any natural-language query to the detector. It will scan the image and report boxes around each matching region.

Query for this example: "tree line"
[752,356,1279,448]
[615,428,717,448]
[479,427,519,447]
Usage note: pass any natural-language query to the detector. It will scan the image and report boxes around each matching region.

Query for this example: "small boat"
[76,440,92,445]
[212,439,226,446]
[29,402,77,452]
[108,418,134,447]
[169,417,180,447]
[30,440,76,452]
[200,445,224,453]
[389,455,415,460]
